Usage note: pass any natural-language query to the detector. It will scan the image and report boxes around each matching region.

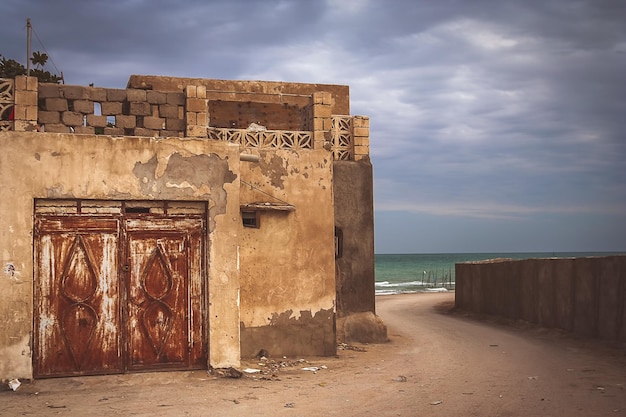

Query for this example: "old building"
[0,74,385,381]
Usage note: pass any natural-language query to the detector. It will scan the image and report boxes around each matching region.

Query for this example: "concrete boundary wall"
[455,256,626,341]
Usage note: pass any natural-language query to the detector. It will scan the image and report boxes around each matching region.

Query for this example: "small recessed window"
[242,211,259,228]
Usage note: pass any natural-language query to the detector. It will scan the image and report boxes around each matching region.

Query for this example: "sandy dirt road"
[2,292,625,416]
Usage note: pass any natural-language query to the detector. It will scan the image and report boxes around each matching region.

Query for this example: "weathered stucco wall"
[237,149,337,358]
[0,131,242,381]
[455,256,626,341]
[333,159,387,343]
[333,160,375,316]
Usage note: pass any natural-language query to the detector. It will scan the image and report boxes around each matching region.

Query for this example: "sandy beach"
[2,292,626,416]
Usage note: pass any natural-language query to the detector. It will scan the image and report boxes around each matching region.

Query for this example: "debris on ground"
[8,378,21,391]
[209,367,243,379]
[337,343,367,352]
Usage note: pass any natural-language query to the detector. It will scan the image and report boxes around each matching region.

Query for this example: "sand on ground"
[2,292,625,416]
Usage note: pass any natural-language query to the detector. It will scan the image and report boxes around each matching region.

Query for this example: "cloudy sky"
[2,0,625,254]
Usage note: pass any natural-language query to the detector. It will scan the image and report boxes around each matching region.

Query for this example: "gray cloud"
[1,0,624,252]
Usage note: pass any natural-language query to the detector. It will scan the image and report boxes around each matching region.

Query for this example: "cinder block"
[167,93,185,105]
[353,127,369,137]
[107,88,127,102]
[314,105,332,118]
[353,136,369,147]
[87,114,108,128]
[127,89,147,102]
[185,85,197,98]
[197,85,207,99]
[14,76,27,91]
[142,116,165,130]
[89,87,107,102]
[74,126,95,134]
[43,123,69,133]
[354,144,369,156]
[73,100,94,114]
[26,76,38,91]
[147,90,167,104]
[158,104,179,118]
[186,125,207,138]
[62,111,84,126]
[12,106,27,120]
[129,102,152,116]
[185,112,197,125]
[104,127,124,135]
[186,98,206,112]
[15,90,38,106]
[134,127,158,137]
[39,111,60,124]
[313,92,325,104]
[353,116,369,128]
[62,85,90,100]
[115,115,136,128]
[196,112,206,126]
[166,118,186,131]
[25,105,38,121]
[101,101,123,115]
[313,131,326,142]
[313,118,327,131]
[38,83,61,98]
[45,98,68,111]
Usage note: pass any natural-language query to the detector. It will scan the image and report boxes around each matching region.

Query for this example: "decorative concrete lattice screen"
[207,128,313,150]
[331,116,354,160]
[0,78,14,132]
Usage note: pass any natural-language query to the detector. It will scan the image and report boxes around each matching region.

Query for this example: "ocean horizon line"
[375,251,625,256]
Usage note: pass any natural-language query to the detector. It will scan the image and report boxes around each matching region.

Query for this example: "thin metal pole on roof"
[26,18,32,76]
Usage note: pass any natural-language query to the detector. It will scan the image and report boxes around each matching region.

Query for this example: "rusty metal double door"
[34,213,206,378]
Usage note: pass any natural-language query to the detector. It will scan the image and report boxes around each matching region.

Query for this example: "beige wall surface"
[456,256,626,342]
[237,148,337,357]
[0,131,241,380]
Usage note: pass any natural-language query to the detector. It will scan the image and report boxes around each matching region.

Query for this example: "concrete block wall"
[8,75,369,160]
[185,85,208,138]
[312,91,333,150]
[353,116,370,161]
[13,76,39,132]
[37,82,185,137]
[455,256,626,341]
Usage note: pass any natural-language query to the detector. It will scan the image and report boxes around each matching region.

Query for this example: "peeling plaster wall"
[238,149,337,358]
[0,131,241,380]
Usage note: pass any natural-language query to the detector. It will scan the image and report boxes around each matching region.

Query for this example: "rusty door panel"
[34,218,121,377]
[125,218,205,370]
[34,207,207,378]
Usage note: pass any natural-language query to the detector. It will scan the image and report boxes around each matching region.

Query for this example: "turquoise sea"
[375,252,625,295]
